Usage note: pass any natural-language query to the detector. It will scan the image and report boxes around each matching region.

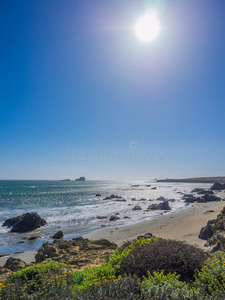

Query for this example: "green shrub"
[72,236,159,291]
[120,239,208,281]
[140,271,202,299]
[195,251,225,295]
[73,276,140,300]
[72,263,116,291]
[107,236,159,273]
[9,261,68,282]
[0,268,75,299]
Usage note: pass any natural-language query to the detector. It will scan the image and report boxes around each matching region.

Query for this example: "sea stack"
[75,177,85,181]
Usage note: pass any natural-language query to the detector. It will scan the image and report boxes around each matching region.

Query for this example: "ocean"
[0,180,212,257]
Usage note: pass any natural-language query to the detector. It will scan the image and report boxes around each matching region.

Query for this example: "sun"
[134,11,161,42]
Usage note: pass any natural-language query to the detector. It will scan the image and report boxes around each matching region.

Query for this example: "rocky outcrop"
[191,188,214,195]
[3,257,26,272]
[3,213,47,233]
[147,201,171,211]
[211,182,225,191]
[51,231,64,239]
[75,177,85,181]
[199,207,225,251]
[35,237,117,269]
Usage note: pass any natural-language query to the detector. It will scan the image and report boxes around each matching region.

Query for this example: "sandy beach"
[1,193,224,266]
[84,197,225,248]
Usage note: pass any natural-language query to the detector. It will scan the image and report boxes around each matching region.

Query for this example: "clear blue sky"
[1,0,225,180]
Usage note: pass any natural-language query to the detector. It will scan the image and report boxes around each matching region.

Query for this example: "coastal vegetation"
[1,237,225,299]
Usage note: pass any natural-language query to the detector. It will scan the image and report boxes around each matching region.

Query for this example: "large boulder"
[3,257,26,271]
[211,182,225,191]
[3,213,47,233]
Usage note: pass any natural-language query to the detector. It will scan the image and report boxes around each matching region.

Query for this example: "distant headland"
[157,176,225,183]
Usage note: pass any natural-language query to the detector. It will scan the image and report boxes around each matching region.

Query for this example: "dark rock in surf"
[114,199,126,202]
[147,201,171,211]
[96,216,107,219]
[3,213,47,233]
[109,215,120,221]
[132,205,142,211]
[51,231,64,239]
[104,194,122,200]
[156,197,166,201]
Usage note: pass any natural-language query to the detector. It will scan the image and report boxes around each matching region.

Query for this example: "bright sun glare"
[134,11,161,42]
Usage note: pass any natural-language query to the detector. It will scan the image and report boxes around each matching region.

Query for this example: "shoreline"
[83,199,225,248]
[1,198,224,266]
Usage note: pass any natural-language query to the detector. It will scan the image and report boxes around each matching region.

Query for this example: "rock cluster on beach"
[199,206,225,252]
[3,213,47,233]
[183,193,221,203]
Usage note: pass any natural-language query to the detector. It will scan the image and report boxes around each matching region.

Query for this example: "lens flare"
[134,11,161,42]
